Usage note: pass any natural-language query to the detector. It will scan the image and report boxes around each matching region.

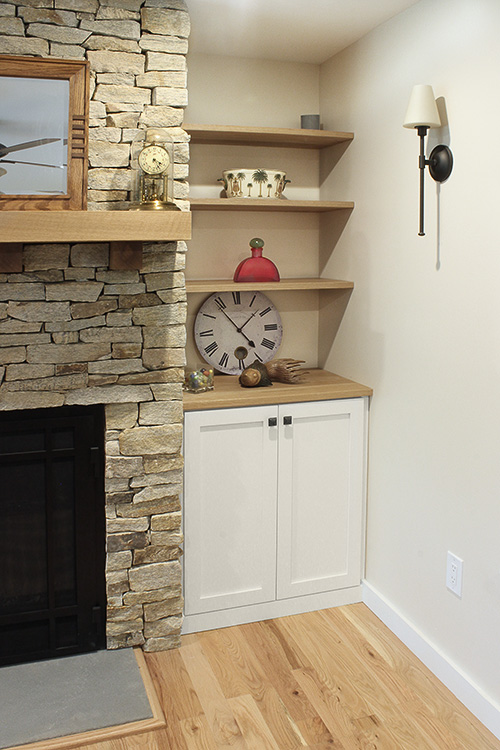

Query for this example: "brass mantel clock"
[130,128,179,210]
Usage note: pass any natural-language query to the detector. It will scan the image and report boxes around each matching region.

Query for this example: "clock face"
[194,290,283,375]
[138,144,170,175]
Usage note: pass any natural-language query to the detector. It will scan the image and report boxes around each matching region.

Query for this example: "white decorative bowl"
[219,169,289,198]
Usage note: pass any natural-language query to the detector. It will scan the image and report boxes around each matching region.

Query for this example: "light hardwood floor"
[80,603,500,750]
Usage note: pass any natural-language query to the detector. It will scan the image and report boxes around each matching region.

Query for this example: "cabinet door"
[277,398,366,599]
[184,406,278,615]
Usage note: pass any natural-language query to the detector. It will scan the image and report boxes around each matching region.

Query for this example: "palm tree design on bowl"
[218,169,290,198]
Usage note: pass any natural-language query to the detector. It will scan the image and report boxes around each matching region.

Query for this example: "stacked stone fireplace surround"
[0,0,191,652]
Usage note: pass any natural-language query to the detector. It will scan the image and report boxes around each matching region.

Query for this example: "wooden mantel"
[0,209,192,244]
[0,209,192,271]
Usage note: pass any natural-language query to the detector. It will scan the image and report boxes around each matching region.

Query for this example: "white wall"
[320,0,500,711]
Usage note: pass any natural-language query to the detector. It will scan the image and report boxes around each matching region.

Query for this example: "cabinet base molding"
[181,585,363,635]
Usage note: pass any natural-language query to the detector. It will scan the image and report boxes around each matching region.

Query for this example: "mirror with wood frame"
[0,55,89,210]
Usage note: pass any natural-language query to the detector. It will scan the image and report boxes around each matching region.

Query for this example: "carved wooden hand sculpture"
[265,358,309,383]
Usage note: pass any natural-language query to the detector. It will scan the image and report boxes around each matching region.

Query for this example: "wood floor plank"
[294,715,339,749]
[196,626,270,700]
[292,666,356,749]
[196,625,308,748]
[180,639,249,749]
[262,619,305,670]
[320,607,416,704]
[238,619,319,724]
[179,714,220,750]
[78,728,172,750]
[146,649,203,721]
[276,613,374,727]
[351,714,404,750]
[289,609,412,718]
[384,697,467,750]
[144,650,194,750]
[228,694,282,750]
[341,604,500,750]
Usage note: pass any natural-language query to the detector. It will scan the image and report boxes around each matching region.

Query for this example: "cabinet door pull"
[283,416,293,425]
[268,417,277,427]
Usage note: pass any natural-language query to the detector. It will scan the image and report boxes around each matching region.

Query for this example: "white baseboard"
[362,581,500,741]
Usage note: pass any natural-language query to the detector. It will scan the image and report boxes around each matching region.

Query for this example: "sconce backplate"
[429,144,453,183]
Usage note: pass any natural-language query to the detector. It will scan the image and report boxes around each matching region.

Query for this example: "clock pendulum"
[194,290,283,375]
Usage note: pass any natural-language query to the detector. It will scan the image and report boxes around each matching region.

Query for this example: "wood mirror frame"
[0,55,89,211]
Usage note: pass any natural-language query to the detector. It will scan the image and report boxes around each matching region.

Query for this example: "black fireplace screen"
[0,405,106,666]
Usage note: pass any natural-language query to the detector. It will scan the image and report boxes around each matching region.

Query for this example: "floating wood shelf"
[186,278,354,293]
[183,369,372,411]
[0,210,192,244]
[185,124,354,149]
[189,198,354,213]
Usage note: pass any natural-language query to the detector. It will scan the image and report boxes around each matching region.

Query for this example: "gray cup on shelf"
[301,114,320,129]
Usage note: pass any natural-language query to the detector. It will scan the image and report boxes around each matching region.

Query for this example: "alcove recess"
[183,123,371,409]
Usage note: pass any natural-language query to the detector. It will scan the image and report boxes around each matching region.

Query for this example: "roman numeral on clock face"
[204,341,218,356]
[261,338,275,350]
[195,291,282,376]
[214,296,226,311]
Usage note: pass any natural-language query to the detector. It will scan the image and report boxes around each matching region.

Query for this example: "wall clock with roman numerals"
[194,290,283,375]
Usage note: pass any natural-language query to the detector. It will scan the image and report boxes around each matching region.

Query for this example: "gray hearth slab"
[0,648,153,749]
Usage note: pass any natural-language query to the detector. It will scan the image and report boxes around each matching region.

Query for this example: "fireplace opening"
[0,405,107,666]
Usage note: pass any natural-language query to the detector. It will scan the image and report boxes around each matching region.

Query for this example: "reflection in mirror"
[0,77,69,196]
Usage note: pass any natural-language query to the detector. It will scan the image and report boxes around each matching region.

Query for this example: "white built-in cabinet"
[182,123,371,633]
[182,396,368,633]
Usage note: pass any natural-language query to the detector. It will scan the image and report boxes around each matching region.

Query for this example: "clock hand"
[237,310,258,332]
[0,138,61,158]
[236,328,256,348]
[0,159,65,169]
[219,307,239,329]
[219,308,256,347]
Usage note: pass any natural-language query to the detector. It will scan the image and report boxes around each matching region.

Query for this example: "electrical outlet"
[446,552,463,597]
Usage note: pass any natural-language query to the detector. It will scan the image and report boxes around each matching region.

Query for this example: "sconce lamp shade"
[403,84,441,129]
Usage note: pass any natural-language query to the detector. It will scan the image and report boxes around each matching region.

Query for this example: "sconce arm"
[417,126,428,236]
[414,125,453,236]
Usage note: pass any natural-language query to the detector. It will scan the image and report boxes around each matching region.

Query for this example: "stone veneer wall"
[0,0,190,211]
[0,0,191,651]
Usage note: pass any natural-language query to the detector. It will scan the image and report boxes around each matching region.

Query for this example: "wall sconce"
[403,84,453,236]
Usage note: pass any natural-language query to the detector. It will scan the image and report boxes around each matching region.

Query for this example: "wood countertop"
[183,369,372,411]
